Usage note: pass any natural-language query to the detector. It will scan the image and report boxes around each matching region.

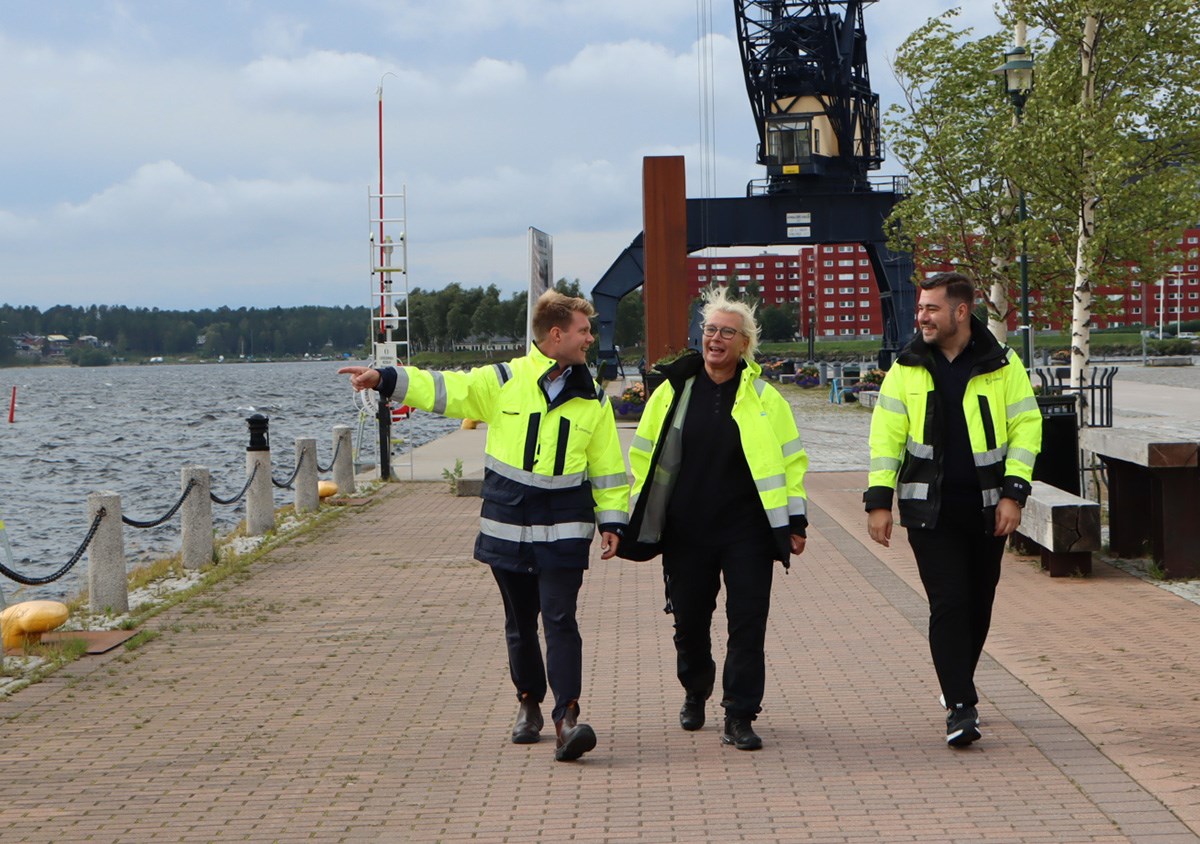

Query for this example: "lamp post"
[993,44,1035,367]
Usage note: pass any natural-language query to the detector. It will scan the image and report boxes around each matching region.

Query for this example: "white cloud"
[0,1,1005,309]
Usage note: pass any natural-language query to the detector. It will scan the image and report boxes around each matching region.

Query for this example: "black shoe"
[511,695,543,745]
[720,716,763,751]
[946,704,981,748]
[680,693,706,731]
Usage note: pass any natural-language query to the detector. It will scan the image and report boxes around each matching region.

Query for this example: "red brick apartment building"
[687,225,1200,338]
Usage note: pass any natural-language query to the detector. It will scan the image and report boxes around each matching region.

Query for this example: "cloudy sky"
[0,1,1000,310]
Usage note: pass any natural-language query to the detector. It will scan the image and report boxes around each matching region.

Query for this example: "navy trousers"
[490,566,585,724]
[906,503,1006,708]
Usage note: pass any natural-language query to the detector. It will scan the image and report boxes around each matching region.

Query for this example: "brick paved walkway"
[2,469,1199,842]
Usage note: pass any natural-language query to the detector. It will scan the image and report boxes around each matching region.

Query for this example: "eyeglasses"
[702,324,742,339]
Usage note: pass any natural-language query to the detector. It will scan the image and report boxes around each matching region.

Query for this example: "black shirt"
[664,365,772,546]
[931,339,981,498]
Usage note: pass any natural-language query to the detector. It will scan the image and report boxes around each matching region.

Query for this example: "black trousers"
[906,505,1005,708]
[662,535,775,720]
[490,566,585,724]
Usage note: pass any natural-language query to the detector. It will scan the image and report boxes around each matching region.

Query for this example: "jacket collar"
[529,342,599,404]
[656,349,761,386]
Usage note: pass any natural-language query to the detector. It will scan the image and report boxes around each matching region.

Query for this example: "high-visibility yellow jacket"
[620,351,808,565]
[379,345,629,573]
[864,318,1041,529]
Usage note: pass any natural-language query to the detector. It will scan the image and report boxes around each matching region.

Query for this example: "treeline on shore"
[0,280,651,366]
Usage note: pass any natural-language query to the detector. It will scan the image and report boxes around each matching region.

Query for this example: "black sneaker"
[680,693,706,731]
[721,716,763,751]
[946,704,981,748]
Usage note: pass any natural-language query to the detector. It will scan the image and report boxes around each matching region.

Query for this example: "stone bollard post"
[332,425,355,496]
[180,466,213,570]
[246,414,274,537]
[818,362,829,386]
[294,437,319,514]
[87,491,129,614]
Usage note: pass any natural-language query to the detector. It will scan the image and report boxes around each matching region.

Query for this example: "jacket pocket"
[481,473,525,507]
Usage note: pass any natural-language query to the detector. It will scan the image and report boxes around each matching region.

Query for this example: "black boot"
[721,716,763,751]
[554,700,597,762]
[511,694,544,744]
[679,691,706,731]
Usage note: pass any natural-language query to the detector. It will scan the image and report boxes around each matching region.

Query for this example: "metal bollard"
[818,362,829,386]
[245,414,274,537]
[332,425,355,496]
[87,491,129,614]
[294,437,319,514]
[180,466,213,570]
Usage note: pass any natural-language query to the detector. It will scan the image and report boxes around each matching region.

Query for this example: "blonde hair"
[700,285,760,360]
[530,290,595,343]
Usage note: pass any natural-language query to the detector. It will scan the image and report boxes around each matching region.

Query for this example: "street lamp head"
[993,45,1034,108]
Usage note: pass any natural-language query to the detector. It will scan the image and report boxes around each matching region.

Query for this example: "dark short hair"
[918,271,975,309]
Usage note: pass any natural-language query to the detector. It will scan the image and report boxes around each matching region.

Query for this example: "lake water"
[0,361,458,602]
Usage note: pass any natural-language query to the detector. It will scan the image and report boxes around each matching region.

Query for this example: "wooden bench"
[1080,423,1200,578]
[1012,481,1100,577]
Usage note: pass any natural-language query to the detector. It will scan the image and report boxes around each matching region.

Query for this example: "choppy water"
[0,361,458,602]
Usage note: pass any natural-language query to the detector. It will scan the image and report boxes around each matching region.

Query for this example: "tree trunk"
[1070,14,1100,388]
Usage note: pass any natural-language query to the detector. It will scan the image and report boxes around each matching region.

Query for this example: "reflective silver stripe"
[590,472,626,490]
[906,438,934,460]
[628,491,640,511]
[870,455,901,472]
[479,519,596,544]
[1008,396,1038,417]
[597,510,628,525]
[755,473,787,493]
[485,454,586,489]
[394,367,410,401]
[973,445,1007,467]
[494,363,512,385]
[788,496,807,516]
[631,434,654,452]
[430,370,448,415]
[877,393,906,414]
[1008,447,1038,466]
[981,487,1001,507]
[899,482,929,501]
[781,437,805,457]
[764,505,789,528]
[754,379,767,397]
[599,391,609,408]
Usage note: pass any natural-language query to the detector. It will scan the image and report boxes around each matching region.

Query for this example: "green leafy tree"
[888,2,1200,382]
[1006,0,1200,382]
[759,305,798,342]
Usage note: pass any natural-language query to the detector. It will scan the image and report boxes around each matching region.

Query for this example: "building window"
[823,288,834,295]
[839,245,856,253]
[860,328,872,335]
[859,286,871,293]
[860,301,871,308]
[839,259,855,267]
[859,273,870,280]
[824,315,835,322]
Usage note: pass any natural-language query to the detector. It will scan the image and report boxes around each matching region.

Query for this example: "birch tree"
[886,1,1200,380]
[1008,0,1200,385]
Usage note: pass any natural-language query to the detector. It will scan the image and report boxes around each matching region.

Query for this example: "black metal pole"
[377,401,391,480]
